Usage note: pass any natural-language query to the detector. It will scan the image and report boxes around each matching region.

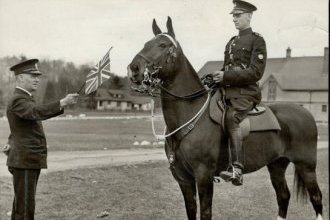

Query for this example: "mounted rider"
[212,0,267,185]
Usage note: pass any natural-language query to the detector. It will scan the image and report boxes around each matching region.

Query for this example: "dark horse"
[127,17,323,220]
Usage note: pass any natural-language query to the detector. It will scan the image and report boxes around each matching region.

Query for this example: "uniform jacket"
[6,88,63,169]
[221,27,267,104]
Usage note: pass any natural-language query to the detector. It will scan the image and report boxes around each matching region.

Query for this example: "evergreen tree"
[0,89,4,108]
[43,81,57,103]
[109,75,123,89]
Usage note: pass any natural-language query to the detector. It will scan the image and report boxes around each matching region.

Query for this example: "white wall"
[261,82,328,122]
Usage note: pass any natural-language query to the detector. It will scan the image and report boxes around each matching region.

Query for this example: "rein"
[158,84,214,100]
[151,92,211,140]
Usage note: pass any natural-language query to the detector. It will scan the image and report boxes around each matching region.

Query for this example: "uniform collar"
[239,27,252,36]
[15,86,33,97]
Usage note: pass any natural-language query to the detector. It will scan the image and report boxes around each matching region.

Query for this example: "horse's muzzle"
[127,64,141,85]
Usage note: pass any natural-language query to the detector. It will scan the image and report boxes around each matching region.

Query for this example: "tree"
[86,91,97,109]
[43,81,57,103]
[109,75,123,89]
[19,55,27,61]
[0,89,4,108]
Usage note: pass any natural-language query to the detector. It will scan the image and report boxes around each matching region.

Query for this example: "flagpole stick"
[77,82,86,95]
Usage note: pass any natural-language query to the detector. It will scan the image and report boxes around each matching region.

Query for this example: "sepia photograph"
[0,0,328,219]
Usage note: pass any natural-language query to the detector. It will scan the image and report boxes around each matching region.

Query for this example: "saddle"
[209,90,281,139]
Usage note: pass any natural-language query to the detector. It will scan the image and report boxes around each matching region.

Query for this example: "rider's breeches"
[225,98,254,130]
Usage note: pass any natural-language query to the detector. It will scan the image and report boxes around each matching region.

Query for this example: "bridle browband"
[157,33,178,48]
[131,33,214,100]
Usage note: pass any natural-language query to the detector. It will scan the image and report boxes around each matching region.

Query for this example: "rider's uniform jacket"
[220,27,267,104]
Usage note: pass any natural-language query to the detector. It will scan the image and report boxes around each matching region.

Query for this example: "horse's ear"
[166,16,175,38]
[152,19,162,36]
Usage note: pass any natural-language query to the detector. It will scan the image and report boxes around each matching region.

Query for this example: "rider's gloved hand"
[211,71,224,83]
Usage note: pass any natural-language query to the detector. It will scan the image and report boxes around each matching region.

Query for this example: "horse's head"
[128,16,182,92]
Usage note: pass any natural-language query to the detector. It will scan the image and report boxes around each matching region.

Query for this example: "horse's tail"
[293,168,308,203]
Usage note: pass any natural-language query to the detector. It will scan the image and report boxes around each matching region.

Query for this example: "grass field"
[0,149,328,220]
[0,117,327,151]
[0,116,166,151]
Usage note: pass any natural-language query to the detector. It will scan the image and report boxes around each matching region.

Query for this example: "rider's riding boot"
[219,128,244,186]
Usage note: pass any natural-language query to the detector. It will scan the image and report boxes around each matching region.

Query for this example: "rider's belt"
[225,64,246,71]
[229,66,243,71]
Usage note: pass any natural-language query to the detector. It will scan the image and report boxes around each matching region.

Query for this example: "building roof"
[107,89,125,95]
[268,57,328,91]
[95,88,150,104]
[198,54,328,91]
[95,88,129,101]
[198,61,224,78]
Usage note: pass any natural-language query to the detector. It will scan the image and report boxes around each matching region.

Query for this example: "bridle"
[130,33,218,141]
[131,33,213,100]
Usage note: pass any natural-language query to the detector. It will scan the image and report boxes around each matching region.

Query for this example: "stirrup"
[231,167,243,186]
[232,167,242,177]
[219,171,234,182]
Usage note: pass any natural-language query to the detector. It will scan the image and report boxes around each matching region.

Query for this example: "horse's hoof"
[277,216,286,220]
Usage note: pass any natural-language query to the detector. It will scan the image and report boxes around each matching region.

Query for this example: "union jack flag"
[85,47,113,95]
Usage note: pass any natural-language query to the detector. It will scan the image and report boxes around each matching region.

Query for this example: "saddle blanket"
[209,90,281,137]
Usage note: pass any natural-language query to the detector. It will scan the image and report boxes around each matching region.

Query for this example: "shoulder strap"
[252,32,262,37]
[229,35,236,41]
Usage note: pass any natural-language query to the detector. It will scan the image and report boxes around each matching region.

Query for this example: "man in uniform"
[5,59,79,219]
[212,0,267,185]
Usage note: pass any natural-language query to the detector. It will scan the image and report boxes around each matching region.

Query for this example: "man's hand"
[60,93,79,108]
[211,70,224,83]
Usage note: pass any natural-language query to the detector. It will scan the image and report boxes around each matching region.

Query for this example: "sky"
[0,0,328,77]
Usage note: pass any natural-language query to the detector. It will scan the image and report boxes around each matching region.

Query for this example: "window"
[322,105,327,112]
[267,78,277,101]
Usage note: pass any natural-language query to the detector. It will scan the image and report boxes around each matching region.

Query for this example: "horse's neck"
[161,58,207,131]
[168,59,202,93]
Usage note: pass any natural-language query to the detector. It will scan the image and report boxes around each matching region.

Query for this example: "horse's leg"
[179,182,197,220]
[196,169,214,220]
[295,162,323,220]
[267,157,291,220]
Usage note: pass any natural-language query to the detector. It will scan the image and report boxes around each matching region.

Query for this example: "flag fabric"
[85,47,112,95]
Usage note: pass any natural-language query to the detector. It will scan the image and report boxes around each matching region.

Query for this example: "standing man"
[212,0,267,185]
[5,59,79,219]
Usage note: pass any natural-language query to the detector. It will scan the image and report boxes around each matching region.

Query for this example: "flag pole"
[77,82,86,95]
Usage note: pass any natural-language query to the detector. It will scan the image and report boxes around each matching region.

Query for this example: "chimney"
[286,47,291,58]
[322,47,329,77]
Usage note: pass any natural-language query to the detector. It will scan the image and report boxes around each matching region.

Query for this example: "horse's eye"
[159,43,167,48]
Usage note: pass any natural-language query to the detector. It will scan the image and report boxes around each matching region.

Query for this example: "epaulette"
[252,32,262,37]
[229,36,236,41]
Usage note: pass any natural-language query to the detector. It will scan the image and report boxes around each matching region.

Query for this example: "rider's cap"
[230,0,257,14]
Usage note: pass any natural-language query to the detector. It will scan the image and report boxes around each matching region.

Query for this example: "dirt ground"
[0,148,166,177]
[0,149,328,220]
[1,141,327,178]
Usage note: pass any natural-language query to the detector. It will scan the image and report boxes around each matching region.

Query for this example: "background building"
[93,89,151,111]
[198,47,329,122]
